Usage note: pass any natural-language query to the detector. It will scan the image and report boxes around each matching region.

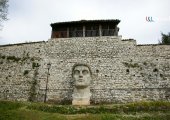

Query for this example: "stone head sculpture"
[72,64,92,105]
[72,64,92,88]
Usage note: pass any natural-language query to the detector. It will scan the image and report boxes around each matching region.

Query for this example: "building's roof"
[51,19,120,27]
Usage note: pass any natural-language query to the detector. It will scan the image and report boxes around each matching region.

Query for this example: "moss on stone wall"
[28,68,39,102]
[122,62,140,68]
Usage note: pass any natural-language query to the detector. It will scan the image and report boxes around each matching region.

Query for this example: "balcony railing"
[52,31,67,38]
[69,30,83,37]
[102,29,115,36]
[52,28,117,38]
[85,30,99,37]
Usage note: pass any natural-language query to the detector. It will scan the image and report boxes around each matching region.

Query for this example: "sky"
[0,0,170,45]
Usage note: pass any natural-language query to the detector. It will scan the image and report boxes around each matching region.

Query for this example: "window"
[85,25,99,37]
[52,27,67,38]
[69,26,83,37]
[102,25,114,36]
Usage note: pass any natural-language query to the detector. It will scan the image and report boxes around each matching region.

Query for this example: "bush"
[6,56,21,62]
[121,101,170,113]
[159,32,170,45]
[1,100,170,114]
[0,101,23,111]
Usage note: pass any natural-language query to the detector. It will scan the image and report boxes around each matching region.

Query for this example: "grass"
[0,100,170,120]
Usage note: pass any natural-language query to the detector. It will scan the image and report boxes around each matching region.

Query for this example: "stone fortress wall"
[0,36,170,103]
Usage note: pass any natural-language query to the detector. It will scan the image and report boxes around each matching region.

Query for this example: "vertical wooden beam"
[114,26,119,36]
[99,24,102,37]
[67,27,69,38]
[83,26,85,37]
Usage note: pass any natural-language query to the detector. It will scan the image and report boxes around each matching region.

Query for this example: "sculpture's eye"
[74,70,80,75]
[82,70,89,75]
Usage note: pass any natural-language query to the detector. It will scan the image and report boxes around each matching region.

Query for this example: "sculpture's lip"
[78,79,83,81]
[75,85,88,89]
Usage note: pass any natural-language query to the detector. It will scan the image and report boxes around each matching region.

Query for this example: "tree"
[0,0,8,29]
[159,32,170,45]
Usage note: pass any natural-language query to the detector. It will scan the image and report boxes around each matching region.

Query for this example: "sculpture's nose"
[79,71,83,78]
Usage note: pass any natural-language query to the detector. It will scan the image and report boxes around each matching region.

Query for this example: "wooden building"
[50,19,120,38]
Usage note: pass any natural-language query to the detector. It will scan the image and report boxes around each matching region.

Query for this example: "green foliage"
[0,53,36,64]
[32,62,40,69]
[21,51,30,62]
[23,70,29,75]
[27,101,170,114]
[1,101,170,120]
[1,55,6,59]
[0,101,23,111]
[101,114,118,120]
[27,105,77,114]
[122,62,140,68]
[30,57,35,61]
[0,54,6,59]
[159,32,170,45]
[101,114,170,120]
[143,62,147,66]
[6,56,21,62]
[122,101,170,113]
[28,83,37,102]
[28,70,38,102]
[0,107,66,120]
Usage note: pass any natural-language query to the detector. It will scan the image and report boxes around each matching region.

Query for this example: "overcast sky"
[0,0,170,45]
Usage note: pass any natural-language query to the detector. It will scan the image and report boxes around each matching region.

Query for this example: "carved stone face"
[73,65,91,88]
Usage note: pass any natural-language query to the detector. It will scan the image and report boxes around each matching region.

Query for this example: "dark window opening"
[102,25,115,36]
[85,25,99,37]
[52,27,67,38]
[52,31,67,38]
[69,26,83,37]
